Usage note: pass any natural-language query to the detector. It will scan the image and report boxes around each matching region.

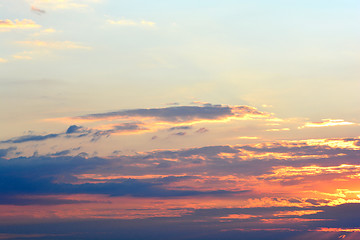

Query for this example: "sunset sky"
[1,0,360,239]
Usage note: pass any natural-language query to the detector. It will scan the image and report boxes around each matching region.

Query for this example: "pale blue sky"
[1,0,359,140]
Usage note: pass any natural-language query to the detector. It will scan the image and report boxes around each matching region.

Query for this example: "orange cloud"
[218,214,260,220]
[0,19,41,29]
[270,164,360,179]
[314,228,360,232]
[304,138,360,149]
[273,210,323,217]
[261,218,329,224]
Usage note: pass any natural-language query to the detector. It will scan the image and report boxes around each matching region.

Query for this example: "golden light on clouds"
[218,214,260,220]
[0,19,41,29]
[237,136,260,139]
[270,164,360,178]
[299,119,356,129]
[314,228,360,232]
[266,128,290,132]
[273,210,323,217]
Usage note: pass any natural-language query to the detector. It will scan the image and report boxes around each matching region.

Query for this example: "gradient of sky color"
[1,0,360,239]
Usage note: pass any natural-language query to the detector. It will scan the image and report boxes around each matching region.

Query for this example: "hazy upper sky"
[1,1,360,239]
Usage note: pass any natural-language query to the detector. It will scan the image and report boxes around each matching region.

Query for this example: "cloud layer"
[1,137,360,239]
[1,104,359,239]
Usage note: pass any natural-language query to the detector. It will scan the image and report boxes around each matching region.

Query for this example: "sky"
[0,0,360,239]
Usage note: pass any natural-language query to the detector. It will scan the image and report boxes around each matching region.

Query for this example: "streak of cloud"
[0,19,41,29]
[299,119,356,129]
[107,19,155,27]
[29,0,102,10]
[31,6,46,15]
[71,104,267,123]
[17,40,91,50]
[1,133,60,144]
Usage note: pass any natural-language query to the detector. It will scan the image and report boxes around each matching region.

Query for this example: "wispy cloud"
[0,123,148,145]
[41,28,56,33]
[16,40,91,50]
[0,147,16,157]
[30,0,102,10]
[107,19,155,27]
[32,28,58,37]
[0,58,8,63]
[0,19,41,29]
[299,119,356,129]
[12,51,33,60]
[196,127,209,134]
[90,123,149,141]
[266,128,290,132]
[31,6,46,15]
[168,126,193,131]
[1,133,60,144]
[237,136,259,139]
[13,55,32,60]
[69,104,268,123]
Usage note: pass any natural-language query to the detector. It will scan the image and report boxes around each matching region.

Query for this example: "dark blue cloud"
[1,125,88,144]
[168,126,192,131]
[0,104,264,146]
[0,155,248,199]
[196,127,208,133]
[305,199,330,206]
[90,123,146,142]
[1,134,60,144]
[0,123,144,145]
[0,195,93,206]
[173,132,186,136]
[76,104,264,123]
[0,217,306,240]
[49,150,72,156]
[0,147,16,157]
[2,204,359,239]
[0,174,247,198]
[66,125,83,134]
[1,141,359,203]
[0,139,359,239]
[316,203,360,228]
